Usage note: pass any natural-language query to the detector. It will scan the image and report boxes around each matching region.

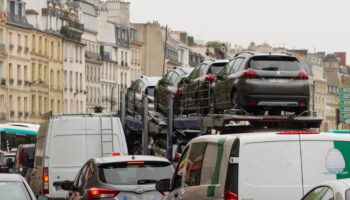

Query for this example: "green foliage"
[207,41,227,50]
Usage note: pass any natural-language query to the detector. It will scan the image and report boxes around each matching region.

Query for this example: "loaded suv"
[155,67,193,115]
[181,59,228,115]
[210,52,310,115]
[126,76,161,116]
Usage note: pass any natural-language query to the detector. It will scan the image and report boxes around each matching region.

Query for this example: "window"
[172,147,189,189]
[57,71,60,89]
[39,96,42,114]
[38,64,42,81]
[248,56,301,71]
[31,63,35,81]
[230,58,244,74]
[169,72,180,86]
[184,143,207,187]
[32,34,35,51]
[303,186,333,200]
[51,99,54,113]
[24,97,28,112]
[50,70,54,87]
[17,97,21,113]
[44,97,48,112]
[9,63,13,79]
[31,95,35,114]
[23,65,27,81]
[39,36,42,53]
[57,100,61,113]
[73,163,89,189]
[17,34,21,47]
[17,65,21,81]
[69,71,73,88]
[64,70,67,88]
[9,32,13,45]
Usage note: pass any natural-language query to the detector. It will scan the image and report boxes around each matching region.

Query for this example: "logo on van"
[325,148,346,174]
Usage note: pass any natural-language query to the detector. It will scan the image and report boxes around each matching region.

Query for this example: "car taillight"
[297,70,308,79]
[278,131,319,135]
[249,99,257,106]
[43,167,49,195]
[205,74,216,82]
[88,188,119,200]
[243,69,258,78]
[299,100,306,107]
[224,190,238,200]
[18,149,24,173]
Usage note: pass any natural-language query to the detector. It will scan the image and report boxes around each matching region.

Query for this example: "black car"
[181,59,229,115]
[155,67,194,115]
[211,52,310,115]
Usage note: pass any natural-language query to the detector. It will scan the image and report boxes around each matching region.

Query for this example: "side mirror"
[156,179,171,192]
[60,180,75,191]
[37,195,49,200]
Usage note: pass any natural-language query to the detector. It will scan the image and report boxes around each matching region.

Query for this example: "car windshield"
[0,182,31,200]
[146,87,155,97]
[208,63,226,74]
[1,155,15,163]
[98,161,173,185]
[249,56,301,71]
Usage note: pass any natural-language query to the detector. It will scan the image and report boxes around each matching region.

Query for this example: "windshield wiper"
[261,66,279,71]
[137,179,158,185]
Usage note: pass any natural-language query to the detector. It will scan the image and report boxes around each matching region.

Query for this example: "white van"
[156,131,350,200]
[30,114,128,199]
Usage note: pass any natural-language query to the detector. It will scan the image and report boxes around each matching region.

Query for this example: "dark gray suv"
[211,52,310,115]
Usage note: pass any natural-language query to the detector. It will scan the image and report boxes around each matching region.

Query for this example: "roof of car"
[0,174,24,182]
[189,132,350,145]
[235,51,298,59]
[93,155,171,164]
[141,76,162,86]
[176,67,194,75]
[211,59,229,64]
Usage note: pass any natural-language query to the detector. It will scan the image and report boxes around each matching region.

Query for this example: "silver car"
[61,155,174,200]
[0,173,47,200]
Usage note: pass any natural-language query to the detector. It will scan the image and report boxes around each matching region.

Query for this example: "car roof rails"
[200,58,215,63]
[280,51,292,56]
[234,51,255,57]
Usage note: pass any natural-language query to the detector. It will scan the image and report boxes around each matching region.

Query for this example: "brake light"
[249,99,257,106]
[111,152,120,156]
[278,131,319,135]
[88,188,119,200]
[243,69,258,78]
[205,74,216,82]
[18,148,24,173]
[176,87,183,94]
[127,161,144,165]
[43,167,49,195]
[224,190,238,200]
[297,70,308,79]
[299,100,306,107]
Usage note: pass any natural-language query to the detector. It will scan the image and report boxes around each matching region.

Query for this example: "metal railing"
[177,81,211,116]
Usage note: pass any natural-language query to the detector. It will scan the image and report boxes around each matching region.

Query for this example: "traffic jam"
[1,52,350,200]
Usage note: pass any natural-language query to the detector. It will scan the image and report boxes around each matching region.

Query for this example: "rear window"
[249,56,301,71]
[145,87,155,97]
[0,182,31,200]
[1,155,15,163]
[98,161,173,185]
[208,62,227,74]
[23,147,35,167]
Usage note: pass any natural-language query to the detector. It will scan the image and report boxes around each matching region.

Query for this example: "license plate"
[266,79,290,83]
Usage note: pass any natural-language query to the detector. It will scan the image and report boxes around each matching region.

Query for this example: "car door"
[126,80,140,115]
[156,71,173,112]
[182,65,202,112]
[168,147,189,200]
[213,60,235,109]
[222,58,245,109]
[69,163,88,200]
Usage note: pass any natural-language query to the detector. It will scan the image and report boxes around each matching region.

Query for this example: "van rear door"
[300,133,350,195]
[239,135,303,200]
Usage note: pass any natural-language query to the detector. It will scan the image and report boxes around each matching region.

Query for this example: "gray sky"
[128,0,349,61]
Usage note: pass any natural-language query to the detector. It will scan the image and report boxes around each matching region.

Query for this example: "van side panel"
[48,118,87,198]
[239,140,303,200]
[300,139,350,195]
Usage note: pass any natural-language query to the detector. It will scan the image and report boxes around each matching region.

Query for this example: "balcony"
[101,52,111,61]
[85,51,101,61]
[68,21,84,32]
[17,80,22,85]
[60,26,82,42]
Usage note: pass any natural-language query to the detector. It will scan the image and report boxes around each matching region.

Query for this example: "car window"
[23,147,35,168]
[230,58,244,74]
[0,182,31,200]
[223,60,235,75]
[163,71,174,84]
[188,65,202,80]
[248,56,301,71]
[84,162,94,187]
[145,86,155,97]
[73,164,88,189]
[303,186,332,200]
[169,72,180,86]
[199,63,209,77]
[200,143,221,185]
[137,81,145,93]
[130,80,140,90]
[184,142,207,187]
[172,147,189,190]
[99,161,173,185]
[208,62,227,75]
